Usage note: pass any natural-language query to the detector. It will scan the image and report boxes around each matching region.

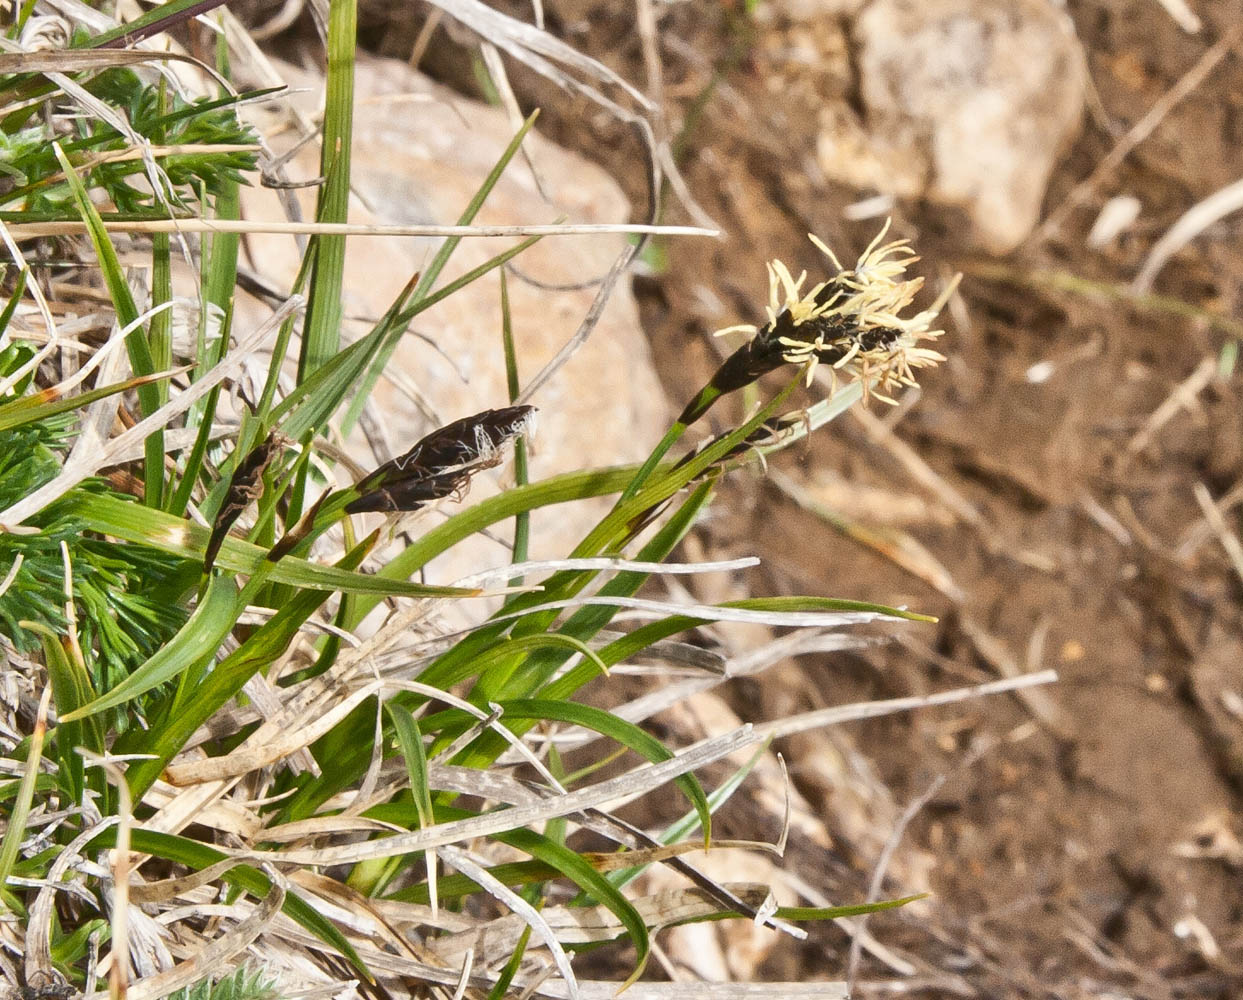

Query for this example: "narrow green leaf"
[84,0,229,49]
[386,704,433,831]
[297,0,356,380]
[374,801,649,971]
[486,924,532,1000]
[57,574,238,723]
[435,633,608,701]
[706,894,927,925]
[338,111,540,434]
[345,465,640,629]
[383,703,435,901]
[23,622,104,801]
[499,268,530,583]
[124,532,375,799]
[496,699,711,846]
[72,492,474,598]
[0,267,28,338]
[0,369,182,433]
[607,741,771,893]
[148,230,171,508]
[0,691,46,909]
[51,143,163,501]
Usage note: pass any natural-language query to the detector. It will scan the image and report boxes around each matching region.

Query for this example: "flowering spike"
[697,219,956,415]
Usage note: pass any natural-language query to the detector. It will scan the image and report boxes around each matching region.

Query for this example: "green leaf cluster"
[0,65,258,215]
[160,964,279,1000]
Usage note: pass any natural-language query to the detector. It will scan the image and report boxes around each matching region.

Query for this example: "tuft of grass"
[0,6,980,999]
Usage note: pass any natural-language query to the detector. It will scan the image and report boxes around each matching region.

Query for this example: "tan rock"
[817,0,1085,252]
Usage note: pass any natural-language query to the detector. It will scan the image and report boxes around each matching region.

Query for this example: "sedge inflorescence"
[713,220,958,404]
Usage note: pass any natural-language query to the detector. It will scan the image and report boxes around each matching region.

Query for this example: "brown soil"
[363,3,1243,996]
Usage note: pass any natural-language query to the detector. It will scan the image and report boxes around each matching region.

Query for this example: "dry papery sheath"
[347,404,536,514]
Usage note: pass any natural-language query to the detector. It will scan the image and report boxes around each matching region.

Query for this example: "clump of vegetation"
[0,3,973,998]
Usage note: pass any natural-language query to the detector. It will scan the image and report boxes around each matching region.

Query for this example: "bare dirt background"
[282,1,1242,996]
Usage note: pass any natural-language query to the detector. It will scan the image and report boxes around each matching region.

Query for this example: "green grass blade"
[148,231,171,508]
[296,0,356,381]
[51,143,163,504]
[0,369,182,433]
[345,465,640,629]
[497,825,650,987]
[121,531,376,799]
[501,700,711,843]
[386,704,434,831]
[703,895,927,926]
[0,267,28,338]
[338,112,539,435]
[0,690,48,910]
[84,0,229,49]
[607,741,771,892]
[380,703,436,900]
[486,924,532,1000]
[441,633,608,702]
[163,382,220,516]
[373,801,649,976]
[57,574,238,723]
[499,268,530,583]
[72,492,474,597]
[22,621,103,800]
[504,481,717,695]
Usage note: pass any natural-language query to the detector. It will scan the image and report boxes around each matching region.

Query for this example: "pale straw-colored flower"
[713,219,958,404]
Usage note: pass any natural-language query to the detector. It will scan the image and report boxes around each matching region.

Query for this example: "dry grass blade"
[598,633,871,736]
[25,817,119,985]
[958,620,1072,736]
[1152,0,1202,32]
[422,0,653,112]
[756,671,1059,740]
[2,219,715,239]
[82,874,286,1000]
[166,677,560,789]
[431,883,774,966]
[164,679,387,786]
[238,728,756,865]
[550,984,848,999]
[1124,354,1216,458]
[0,47,233,90]
[489,595,912,630]
[450,555,761,589]
[1132,177,1243,292]
[1031,22,1243,244]
[770,468,966,603]
[438,843,582,1000]
[1192,481,1243,586]
[516,241,641,404]
[127,855,270,904]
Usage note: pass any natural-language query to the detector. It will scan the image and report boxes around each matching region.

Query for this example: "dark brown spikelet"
[203,432,283,573]
[346,405,536,515]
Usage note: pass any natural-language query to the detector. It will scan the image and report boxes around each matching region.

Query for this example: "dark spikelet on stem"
[346,404,537,514]
[680,220,958,427]
[204,431,284,573]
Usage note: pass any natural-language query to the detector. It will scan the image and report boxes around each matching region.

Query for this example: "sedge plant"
[0,5,955,997]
